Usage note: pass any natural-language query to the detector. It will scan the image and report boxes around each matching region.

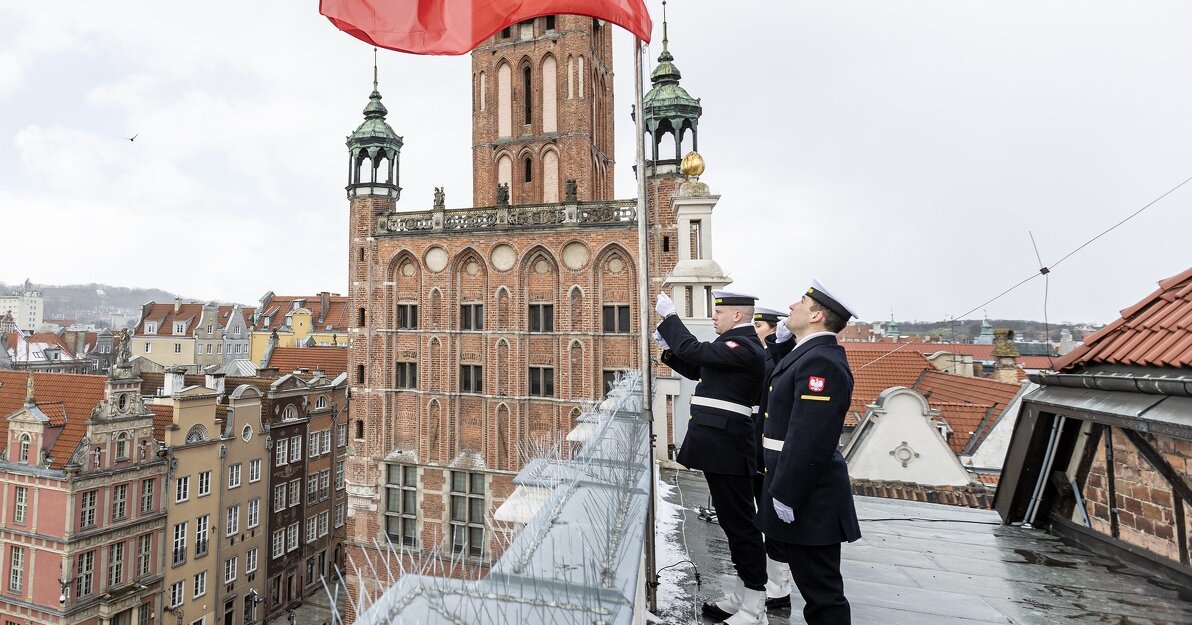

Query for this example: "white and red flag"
[320,0,652,55]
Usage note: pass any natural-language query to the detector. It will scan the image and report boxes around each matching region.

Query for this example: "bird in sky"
[127,133,138,142]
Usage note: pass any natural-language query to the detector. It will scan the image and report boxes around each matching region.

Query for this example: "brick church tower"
[471,15,615,207]
[342,13,720,612]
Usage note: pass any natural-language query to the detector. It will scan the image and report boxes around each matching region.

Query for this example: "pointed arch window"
[523,67,533,125]
[524,157,533,183]
[497,63,512,137]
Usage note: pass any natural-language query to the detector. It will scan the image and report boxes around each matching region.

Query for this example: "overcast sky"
[3,1,1190,325]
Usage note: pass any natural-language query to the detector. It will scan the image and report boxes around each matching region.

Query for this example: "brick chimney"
[318,291,331,324]
[992,329,1020,384]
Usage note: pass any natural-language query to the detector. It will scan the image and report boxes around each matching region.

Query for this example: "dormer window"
[174,322,186,335]
[145,323,157,334]
[18,434,30,464]
[282,405,299,421]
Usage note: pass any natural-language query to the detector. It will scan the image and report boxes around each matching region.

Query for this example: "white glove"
[653,329,670,350]
[775,320,793,343]
[655,292,677,318]
[773,498,795,524]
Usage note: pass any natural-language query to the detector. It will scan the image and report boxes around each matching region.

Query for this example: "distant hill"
[1,281,185,329]
[889,319,1099,344]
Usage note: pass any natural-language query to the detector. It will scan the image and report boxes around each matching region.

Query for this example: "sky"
[2,1,1191,325]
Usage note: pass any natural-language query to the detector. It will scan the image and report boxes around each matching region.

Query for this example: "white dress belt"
[762,436,784,451]
[690,396,755,417]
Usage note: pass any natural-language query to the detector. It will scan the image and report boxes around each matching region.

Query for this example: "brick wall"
[345,15,691,606]
[1082,427,1192,563]
[471,15,615,206]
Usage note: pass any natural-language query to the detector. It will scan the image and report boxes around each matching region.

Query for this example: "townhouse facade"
[155,372,271,625]
[0,351,168,625]
[248,293,348,365]
[139,367,348,622]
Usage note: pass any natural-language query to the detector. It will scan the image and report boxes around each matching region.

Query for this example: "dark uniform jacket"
[658,316,766,476]
[753,354,775,477]
[756,333,862,545]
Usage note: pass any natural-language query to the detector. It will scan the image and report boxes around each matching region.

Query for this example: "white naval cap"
[753,307,787,323]
[711,290,758,306]
[805,278,860,320]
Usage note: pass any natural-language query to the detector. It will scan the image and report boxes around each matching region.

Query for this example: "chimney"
[992,329,1020,384]
[174,297,182,313]
[164,366,187,396]
[318,291,331,324]
[205,372,226,395]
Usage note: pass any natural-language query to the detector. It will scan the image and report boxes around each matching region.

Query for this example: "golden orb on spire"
[680,151,705,177]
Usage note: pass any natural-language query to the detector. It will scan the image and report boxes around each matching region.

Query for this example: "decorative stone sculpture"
[564,178,578,203]
[433,186,445,209]
[496,183,510,206]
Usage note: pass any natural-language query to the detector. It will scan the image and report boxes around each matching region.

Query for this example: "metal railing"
[345,372,652,625]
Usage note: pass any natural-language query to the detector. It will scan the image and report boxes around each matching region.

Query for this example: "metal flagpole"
[633,33,659,613]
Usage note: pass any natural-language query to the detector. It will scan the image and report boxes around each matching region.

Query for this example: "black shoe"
[765,594,791,610]
[701,601,733,620]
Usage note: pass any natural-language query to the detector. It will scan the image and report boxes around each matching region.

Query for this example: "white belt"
[691,396,754,417]
[751,405,760,415]
[762,436,784,451]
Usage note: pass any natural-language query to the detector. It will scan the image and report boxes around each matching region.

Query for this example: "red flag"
[320,0,652,55]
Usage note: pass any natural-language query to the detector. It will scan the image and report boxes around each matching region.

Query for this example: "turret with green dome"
[347,62,403,200]
[642,1,702,166]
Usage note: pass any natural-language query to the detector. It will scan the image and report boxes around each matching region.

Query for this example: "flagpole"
[633,33,659,614]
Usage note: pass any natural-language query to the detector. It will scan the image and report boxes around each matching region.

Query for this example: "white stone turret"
[663,177,732,321]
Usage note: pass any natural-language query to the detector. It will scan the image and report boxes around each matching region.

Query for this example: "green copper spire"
[347,52,403,197]
[642,0,702,163]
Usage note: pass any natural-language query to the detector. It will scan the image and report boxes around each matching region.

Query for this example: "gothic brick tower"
[471,15,615,207]
[342,14,730,615]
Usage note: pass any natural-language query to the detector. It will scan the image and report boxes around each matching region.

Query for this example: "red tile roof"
[837,325,877,342]
[253,294,349,333]
[929,401,992,455]
[1055,266,1192,370]
[975,473,1001,486]
[146,404,174,440]
[837,340,1054,370]
[266,346,349,378]
[0,371,107,468]
[842,344,934,426]
[5,332,85,362]
[135,302,206,336]
[913,370,1023,454]
[915,369,1023,409]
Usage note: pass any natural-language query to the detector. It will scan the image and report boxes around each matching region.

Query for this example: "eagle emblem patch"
[808,376,826,392]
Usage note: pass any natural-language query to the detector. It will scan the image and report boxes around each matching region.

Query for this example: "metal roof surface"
[659,469,1192,624]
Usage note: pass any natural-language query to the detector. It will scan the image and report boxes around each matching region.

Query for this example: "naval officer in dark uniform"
[757,279,862,625]
[751,306,794,611]
[654,290,769,625]
[750,306,784,505]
